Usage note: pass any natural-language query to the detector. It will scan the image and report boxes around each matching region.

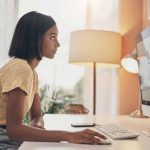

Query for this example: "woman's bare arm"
[6,88,69,142]
[6,88,106,144]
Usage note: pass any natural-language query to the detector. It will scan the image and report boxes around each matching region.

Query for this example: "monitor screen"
[137,27,150,117]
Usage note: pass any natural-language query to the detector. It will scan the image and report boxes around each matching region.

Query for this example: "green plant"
[23,112,30,125]
[39,77,84,114]
[39,85,66,114]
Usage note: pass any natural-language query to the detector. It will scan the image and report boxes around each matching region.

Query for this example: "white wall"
[0,0,18,66]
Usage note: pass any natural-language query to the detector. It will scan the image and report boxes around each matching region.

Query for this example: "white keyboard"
[95,124,139,140]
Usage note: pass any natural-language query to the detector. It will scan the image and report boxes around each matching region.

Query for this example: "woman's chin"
[44,54,55,59]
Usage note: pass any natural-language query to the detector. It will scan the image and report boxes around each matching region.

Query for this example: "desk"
[19,114,150,150]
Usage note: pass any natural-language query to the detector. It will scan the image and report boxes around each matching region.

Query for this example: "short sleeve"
[1,63,33,95]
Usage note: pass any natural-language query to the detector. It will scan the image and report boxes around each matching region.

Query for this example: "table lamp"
[121,48,147,118]
[69,30,121,114]
[121,48,138,74]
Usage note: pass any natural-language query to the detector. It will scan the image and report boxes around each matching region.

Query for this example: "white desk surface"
[19,114,150,150]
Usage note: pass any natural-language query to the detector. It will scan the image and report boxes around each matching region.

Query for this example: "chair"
[63,104,89,114]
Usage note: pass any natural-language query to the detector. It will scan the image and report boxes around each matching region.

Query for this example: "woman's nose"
[56,40,60,48]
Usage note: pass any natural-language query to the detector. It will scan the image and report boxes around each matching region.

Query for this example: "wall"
[119,0,142,114]
[143,0,150,29]
[0,0,18,67]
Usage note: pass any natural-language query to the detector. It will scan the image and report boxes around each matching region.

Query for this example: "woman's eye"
[50,37,56,40]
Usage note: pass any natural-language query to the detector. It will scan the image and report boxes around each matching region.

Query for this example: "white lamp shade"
[69,30,121,65]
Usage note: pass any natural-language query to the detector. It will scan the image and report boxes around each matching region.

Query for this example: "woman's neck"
[28,58,40,70]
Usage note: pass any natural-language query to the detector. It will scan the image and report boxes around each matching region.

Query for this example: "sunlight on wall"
[85,0,119,31]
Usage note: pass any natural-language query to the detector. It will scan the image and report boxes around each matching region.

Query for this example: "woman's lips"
[53,50,57,54]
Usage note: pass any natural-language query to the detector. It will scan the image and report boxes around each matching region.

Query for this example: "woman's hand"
[30,94,45,129]
[66,129,107,144]
[30,117,45,129]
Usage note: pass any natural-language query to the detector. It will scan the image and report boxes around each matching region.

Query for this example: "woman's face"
[41,25,60,59]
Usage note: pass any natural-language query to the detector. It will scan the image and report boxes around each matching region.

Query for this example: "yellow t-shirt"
[0,58,38,125]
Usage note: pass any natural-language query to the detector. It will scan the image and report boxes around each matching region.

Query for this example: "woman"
[0,11,106,149]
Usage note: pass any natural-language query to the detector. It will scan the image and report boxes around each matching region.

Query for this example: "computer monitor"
[136,27,150,117]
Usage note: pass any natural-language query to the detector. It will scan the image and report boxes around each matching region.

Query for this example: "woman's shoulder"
[10,58,29,66]
[1,58,33,76]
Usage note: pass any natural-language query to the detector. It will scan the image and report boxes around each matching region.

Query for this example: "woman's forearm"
[7,124,70,142]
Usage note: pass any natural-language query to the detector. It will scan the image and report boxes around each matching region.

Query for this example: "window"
[19,0,86,113]
[18,0,120,115]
